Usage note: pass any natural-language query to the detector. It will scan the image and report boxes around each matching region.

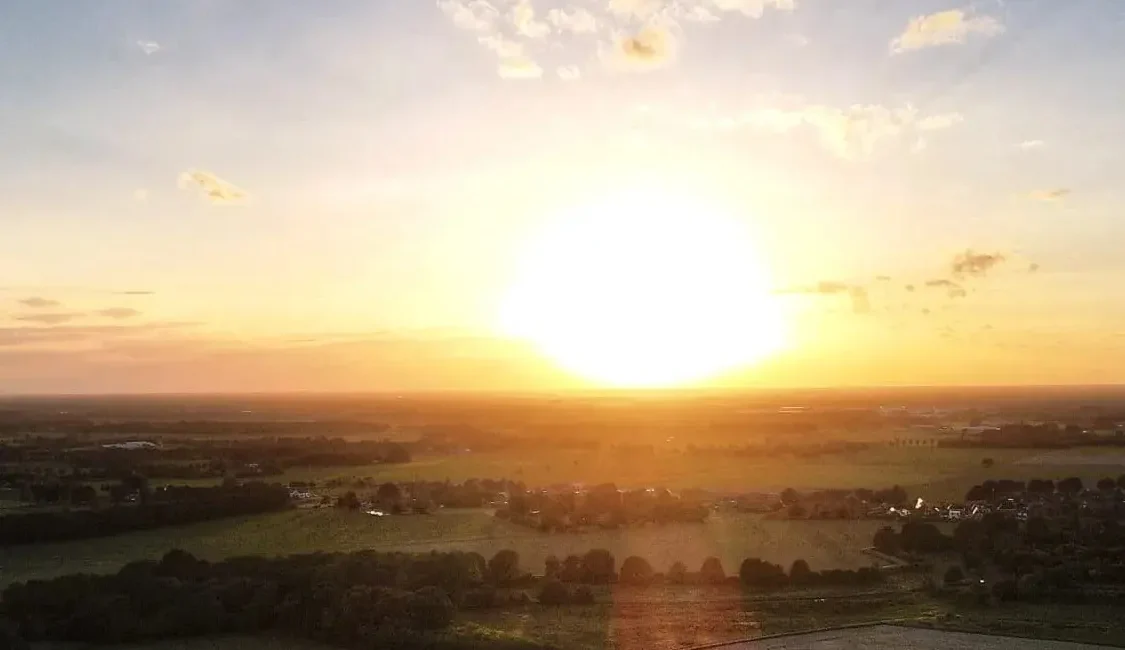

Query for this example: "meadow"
[164,444,1125,503]
[0,508,885,587]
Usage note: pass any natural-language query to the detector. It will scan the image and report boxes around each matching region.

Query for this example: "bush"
[618,556,655,586]
[571,585,596,605]
[538,581,571,606]
[667,561,687,585]
[943,566,965,587]
[789,559,812,584]
[581,549,616,584]
[408,587,455,630]
[488,550,521,585]
[700,557,725,584]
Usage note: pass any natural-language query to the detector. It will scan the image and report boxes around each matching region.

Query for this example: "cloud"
[511,0,550,38]
[136,40,161,55]
[133,189,149,203]
[497,55,544,79]
[925,279,967,298]
[96,308,142,320]
[18,297,60,309]
[706,0,795,18]
[785,32,809,47]
[439,0,499,31]
[875,275,892,282]
[116,291,155,296]
[178,170,250,205]
[546,7,599,33]
[13,313,85,325]
[1028,188,1070,202]
[890,9,1004,53]
[1028,263,1040,273]
[557,65,582,80]
[478,34,525,58]
[951,250,1005,278]
[607,0,663,20]
[1020,140,1045,150]
[777,281,851,295]
[609,25,678,71]
[0,322,198,349]
[736,103,962,159]
[905,284,915,292]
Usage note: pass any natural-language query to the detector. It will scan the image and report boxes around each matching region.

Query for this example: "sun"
[499,189,788,388]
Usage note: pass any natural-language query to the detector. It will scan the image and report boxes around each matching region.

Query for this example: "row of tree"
[0,482,291,545]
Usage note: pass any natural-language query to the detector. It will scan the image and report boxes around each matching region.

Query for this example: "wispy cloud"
[96,308,142,320]
[849,286,872,315]
[951,250,1005,278]
[925,279,967,298]
[736,103,963,160]
[557,65,582,80]
[777,281,870,314]
[13,313,85,325]
[439,0,499,31]
[178,170,250,205]
[608,25,678,71]
[890,9,1004,54]
[510,0,550,38]
[18,297,60,309]
[1028,188,1070,202]
[498,55,544,79]
[116,291,155,296]
[1028,263,1041,273]
[136,40,161,55]
[1019,140,1045,150]
[547,7,599,33]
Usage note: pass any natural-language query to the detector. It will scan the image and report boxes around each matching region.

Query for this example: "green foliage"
[488,550,520,586]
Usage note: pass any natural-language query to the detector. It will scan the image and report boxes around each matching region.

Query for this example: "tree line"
[0,545,884,649]
[0,481,291,545]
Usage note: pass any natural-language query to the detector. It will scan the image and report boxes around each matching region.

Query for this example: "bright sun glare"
[500,189,787,388]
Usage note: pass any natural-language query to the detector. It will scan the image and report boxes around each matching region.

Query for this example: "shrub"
[488,550,521,585]
[408,587,456,630]
[700,557,725,584]
[571,585,596,605]
[668,561,687,585]
[619,556,655,586]
[538,580,571,606]
[789,559,812,584]
[581,549,616,584]
[943,566,965,587]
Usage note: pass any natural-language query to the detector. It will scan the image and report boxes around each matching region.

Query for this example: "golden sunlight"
[500,189,788,388]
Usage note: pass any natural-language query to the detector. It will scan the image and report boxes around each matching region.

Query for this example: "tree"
[581,549,616,584]
[544,555,561,580]
[560,554,583,583]
[943,566,965,586]
[1117,474,1125,491]
[739,558,786,588]
[537,580,570,606]
[789,559,812,584]
[408,586,455,630]
[1097,477,1116,492]
[487,549,520,585]
[1025,516,1051,545]
[376,482,402,504]
[619,556,654,586]
[1058,477,1083,496]
[700,557,725,584]
[336,491,361,510]
[668,561,687,585]
[873,526,898,554]
[981,458,995,468]
[780,488,798,505]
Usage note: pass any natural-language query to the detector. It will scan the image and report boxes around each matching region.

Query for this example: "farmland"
[0,508,887,586]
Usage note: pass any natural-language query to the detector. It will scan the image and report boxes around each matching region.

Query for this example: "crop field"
[173,444,1125,503]
[0,509,886,587]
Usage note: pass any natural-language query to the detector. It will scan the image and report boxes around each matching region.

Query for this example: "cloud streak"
[890,9,1004,53]
[12,313,85,325]
[96,308,143,320]
[951,250,1005,278]
[178,170,250,205]
[924,279,967,298]
[18,297,60,309]
[1028,188,1070,202]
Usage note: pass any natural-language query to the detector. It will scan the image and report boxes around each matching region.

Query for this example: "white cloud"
[890,9,1004,53]
[604,24,678,72]
[607,0,664,20]
[557,65,582,80]
[498,56,544,79]
[1028,188,1070,202]
[136,40,161,55]
[734,104,962,159]
[785,32,810,47]
[439,0,499,31]
[177,170,250,205]
[547,7,599,33]
[706,0,795,18]
[478,34,525,58]
[511,0,550,38]
[1020,139,1045,150]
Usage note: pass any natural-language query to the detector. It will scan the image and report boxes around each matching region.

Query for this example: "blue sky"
[2,0,1125,392]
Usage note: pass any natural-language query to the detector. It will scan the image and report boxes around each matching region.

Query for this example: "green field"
[0,508,888,587]
[171,445,1125,504]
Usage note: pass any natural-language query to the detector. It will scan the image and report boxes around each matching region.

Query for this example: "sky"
[2,0,1125,393]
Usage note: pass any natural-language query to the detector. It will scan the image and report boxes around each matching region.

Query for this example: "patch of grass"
[0,510,888,586]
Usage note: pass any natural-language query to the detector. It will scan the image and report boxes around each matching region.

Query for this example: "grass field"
[163,445,1125,504]
[0,509,887,587]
